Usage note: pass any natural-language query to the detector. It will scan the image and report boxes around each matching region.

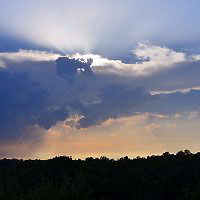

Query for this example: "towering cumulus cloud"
[0,43,200,157]
[56,57,93,80]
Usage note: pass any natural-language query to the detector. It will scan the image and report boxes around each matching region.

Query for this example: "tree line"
[1,150,200,199]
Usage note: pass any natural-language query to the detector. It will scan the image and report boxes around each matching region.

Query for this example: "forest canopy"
[1,150,200,200]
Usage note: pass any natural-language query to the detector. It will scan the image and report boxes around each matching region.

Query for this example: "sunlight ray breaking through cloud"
[0,0,200,159]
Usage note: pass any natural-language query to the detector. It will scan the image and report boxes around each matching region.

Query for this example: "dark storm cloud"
[132,60,200,91]
[0,56,158,138]
[54,56,159,127]
[73,85,157,128]
[0,56,97,139]
[2,44,200,140]
[140,89,200,115]
[56,57,93,79]
[0,70,70,139]
[0,71,47,139]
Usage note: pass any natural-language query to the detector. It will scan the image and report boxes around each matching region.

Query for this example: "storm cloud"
[0,71,48,139]
[0,44,200,141]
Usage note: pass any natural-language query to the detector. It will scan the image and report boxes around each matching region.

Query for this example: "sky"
[0,0,200,159]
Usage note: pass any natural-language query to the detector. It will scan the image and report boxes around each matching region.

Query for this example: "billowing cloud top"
[0,43,200,143]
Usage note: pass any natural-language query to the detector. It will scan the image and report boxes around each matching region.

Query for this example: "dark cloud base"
[1,56,200,141]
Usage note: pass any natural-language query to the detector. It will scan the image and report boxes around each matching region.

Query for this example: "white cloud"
[2,43,200,93]
[187,111,199,120]
[191,54,200,61]
[0,50,60,67]
[0,43,197,78]
[132,43,186,71]
[150,86,200,95]
[70,43,187,76]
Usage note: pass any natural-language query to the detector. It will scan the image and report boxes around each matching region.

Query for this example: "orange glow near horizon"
[1,114,200,160]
